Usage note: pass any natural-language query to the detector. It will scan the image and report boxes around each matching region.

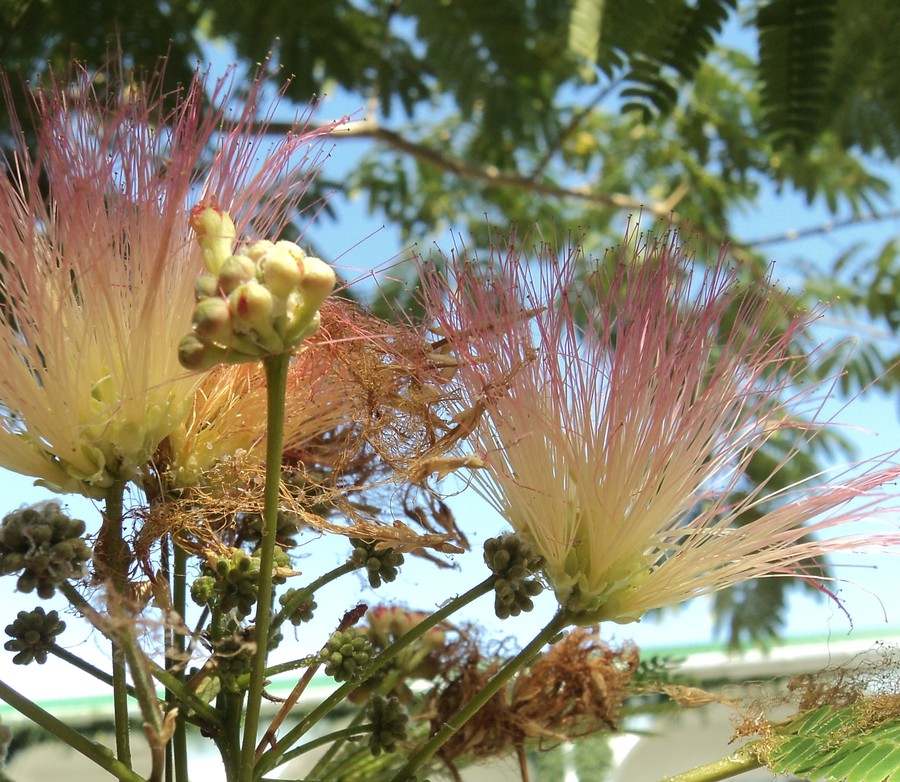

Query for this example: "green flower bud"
[0,503,90,598]
[193,297,232,342]
[298,256,336,310]
[4,607,65,665]
[178,333,227,371]
[195,274,220,298]
[262,246,303,299]
[350,540,404,589]
[229,282,283,353]
[368,695,409,756]
[321,629,373,682]
[190,203,236,275]
[217,254,257,295]
[484,533,545,620]
[279,588,316,626]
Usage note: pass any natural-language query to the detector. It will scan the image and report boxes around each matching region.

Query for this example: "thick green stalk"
[238,353,291,782]
[257,576,495,778]
[390,608,572,782]
[304,710,366,779]
[102,482,132,768]
[170,540,190,782]
[0,678,144,782]
[117,620,169,782]
[661,751,764,782]
[48,643,129,691]
[278,723,373,766]
[60,581,220,728]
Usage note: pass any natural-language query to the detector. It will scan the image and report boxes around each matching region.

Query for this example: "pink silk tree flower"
[419,227,900,626]
[0,61,333,497]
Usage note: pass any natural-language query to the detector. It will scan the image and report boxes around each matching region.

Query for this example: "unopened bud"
[195,274,219,298]
[193,297,232,342]
[263,246,303,298]
[229,282,283,352]
[298,256,336,310]
[245,240,276,263]
[178,333,225,370]
[190,203,236,275]
[218,254,257,295]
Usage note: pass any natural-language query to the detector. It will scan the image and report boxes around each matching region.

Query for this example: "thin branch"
[740,209,900,248]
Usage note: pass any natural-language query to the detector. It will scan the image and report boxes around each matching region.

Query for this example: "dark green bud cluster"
[483,533,545,619]
[190,549,285,618]
[4,607,65,665]
[279,588,317,626]
[235,509,303,547]
[321,629,373,682]
[0,502,90,598]
[213,631,255,692]
[367,695,409,756]
[350,539,404,588]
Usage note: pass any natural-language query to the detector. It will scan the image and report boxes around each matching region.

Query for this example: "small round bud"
[298,256,336,309]
[229,282,282,352]
[217,254,258,295]
[195,274,220,298]
[262,246,303,298]
[245,240,276,262]
[4,607,66,665]
[193,297,232,342]
[178,333,223,370]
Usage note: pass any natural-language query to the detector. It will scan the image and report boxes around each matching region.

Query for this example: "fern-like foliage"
[569,0,736,118]
[759,704,900,781]
[756,0,836,150]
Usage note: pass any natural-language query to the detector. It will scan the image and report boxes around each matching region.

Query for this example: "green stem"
[259,655,319,679]
[59,581,220,728]
[390,608,571,782]
[48,643,129,692]
[102,481,132,768]
[279,723,373,766]
[171,539,190,782]
[305,710,367,779]
[238,352,291,782]
[257,576,495,778]
[117,620,168,782]
[660,750,764,782]
[0,678,144,782]
[149,663,221,727]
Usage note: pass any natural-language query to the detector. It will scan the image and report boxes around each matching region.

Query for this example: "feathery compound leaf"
[617,0,736,120]
[757,0,837,150]
[761,704,900,781]
[568,0,605,79]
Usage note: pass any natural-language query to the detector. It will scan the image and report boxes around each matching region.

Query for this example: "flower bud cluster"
[0,502,90,598]
[279,587,317,626]
[321,629,373,682]
[190,549,286,619]
[179,203,336,370]
[236,509,303,548]
[350,539,404,588]
[367,694,409,756]
[4,607,65,665]
[213,631,256,692]
[484,533,545,619]
[351,606,447,704]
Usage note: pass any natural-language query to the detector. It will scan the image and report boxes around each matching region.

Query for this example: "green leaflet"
[760,704,900,782]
